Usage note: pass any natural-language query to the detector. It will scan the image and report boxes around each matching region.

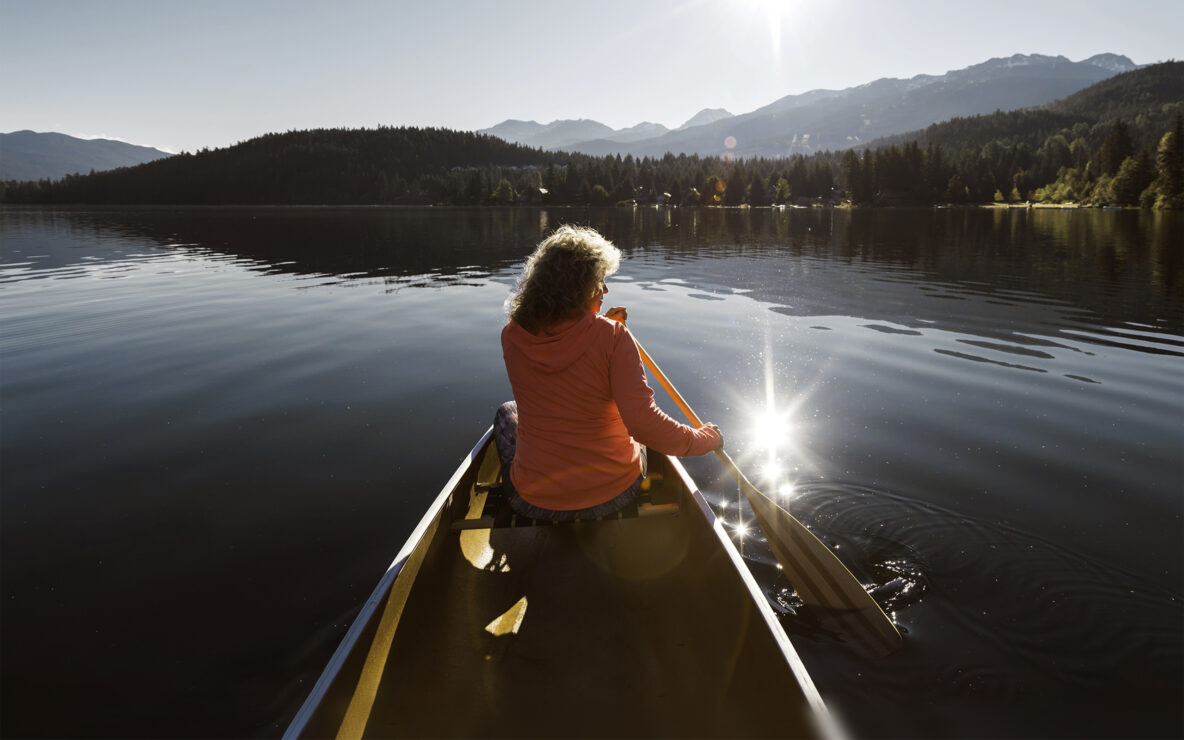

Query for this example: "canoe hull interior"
[288,431,830,739]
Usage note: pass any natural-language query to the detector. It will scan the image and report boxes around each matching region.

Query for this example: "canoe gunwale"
[665,455,838,737]
[283,427,493,740]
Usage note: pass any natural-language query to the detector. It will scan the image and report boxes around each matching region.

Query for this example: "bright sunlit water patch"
[751,409,791,451]
[735,331,820,503]
[761,460,783,482]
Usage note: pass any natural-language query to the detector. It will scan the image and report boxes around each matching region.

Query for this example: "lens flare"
[752,410,790,452]
[762,461,783,482]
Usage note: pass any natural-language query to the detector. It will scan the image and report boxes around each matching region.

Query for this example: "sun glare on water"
[749,407,801,501]
[752,410,791,452]
[736,323,822,508]
[761,460,783,482]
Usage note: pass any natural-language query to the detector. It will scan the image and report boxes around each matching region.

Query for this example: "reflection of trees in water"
[2,207,553,282]
[4,205,1180,329]
[598,206,1182,331]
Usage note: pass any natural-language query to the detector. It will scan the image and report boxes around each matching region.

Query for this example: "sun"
[738,0,799,57]
[741,0,797,21]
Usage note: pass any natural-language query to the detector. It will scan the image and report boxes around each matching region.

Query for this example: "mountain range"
[0,130,172,181]
[480,53,1140,158]
[5,60,1179,208]
[478,108,736,149]
[0,53,1152,183]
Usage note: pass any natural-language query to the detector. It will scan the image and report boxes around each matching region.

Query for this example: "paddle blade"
[742,481,903,657]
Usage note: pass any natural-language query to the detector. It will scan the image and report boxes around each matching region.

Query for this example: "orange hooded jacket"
[501,311,722,511]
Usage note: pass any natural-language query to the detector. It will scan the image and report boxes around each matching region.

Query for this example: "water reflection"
[11,204,1179,377]
[4,206,1180,326]
[1,205,1181,739]
[0,206,549,287]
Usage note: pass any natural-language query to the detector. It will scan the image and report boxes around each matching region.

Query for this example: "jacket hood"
[503,311,602,374]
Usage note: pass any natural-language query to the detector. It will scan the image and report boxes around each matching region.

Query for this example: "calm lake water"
[1,205,1181,739]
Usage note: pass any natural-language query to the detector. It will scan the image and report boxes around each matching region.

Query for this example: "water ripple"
[933,348,1047,373]
[773,483,1182,696]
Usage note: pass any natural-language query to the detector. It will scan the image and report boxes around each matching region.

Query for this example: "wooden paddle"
[618,317,902,657]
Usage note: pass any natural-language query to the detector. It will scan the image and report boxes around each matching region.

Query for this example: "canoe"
[285,428,837,739]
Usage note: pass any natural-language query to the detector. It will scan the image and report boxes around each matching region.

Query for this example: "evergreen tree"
[724,162,748,205]
[810,159,834,197]
[704,174,724,204]
[841,150,861,202]
[464,170,487,204]
[490,178,516,204]
[610,176,635,203]
[859,150,876,204]
[748,172,770,206]
[543,163,559,192]
[1096,119,1134,177]
[788,157,809,197]
[774,177,791,203]
[1109,152,1154,205]
[1150,113,1183,208]
[1069,138,1091,170]
[925,143,946,201]
[945,173,967,203]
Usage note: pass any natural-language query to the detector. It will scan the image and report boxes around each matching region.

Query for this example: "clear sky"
[2,0,1180,153]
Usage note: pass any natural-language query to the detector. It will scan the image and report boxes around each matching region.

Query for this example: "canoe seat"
[451,475,680,531]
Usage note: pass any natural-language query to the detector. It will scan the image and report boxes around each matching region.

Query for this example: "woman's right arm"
[608,327,723,456]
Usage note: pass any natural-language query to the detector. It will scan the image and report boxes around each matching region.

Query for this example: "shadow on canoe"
[285,429,838,739]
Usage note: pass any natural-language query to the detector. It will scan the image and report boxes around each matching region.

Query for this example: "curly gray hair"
[508,225,621,333]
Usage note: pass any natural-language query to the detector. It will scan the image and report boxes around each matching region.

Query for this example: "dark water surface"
[1,206,1181,739]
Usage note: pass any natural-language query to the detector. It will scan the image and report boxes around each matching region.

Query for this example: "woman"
[497,225,723,521]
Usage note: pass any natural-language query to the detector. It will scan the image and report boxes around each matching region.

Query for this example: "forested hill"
[1050,61,1184,121]
[2,63,1181,209]
[1,127,563,205]
[851,62,1183,208]
[882,62,1184,154]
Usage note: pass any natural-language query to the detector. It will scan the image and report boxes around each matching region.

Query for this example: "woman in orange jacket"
[496,225,723,521]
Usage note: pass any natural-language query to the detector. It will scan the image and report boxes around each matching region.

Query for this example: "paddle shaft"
[630,339,753,489]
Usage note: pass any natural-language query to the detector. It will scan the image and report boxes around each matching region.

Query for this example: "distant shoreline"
[0,202,1144,212]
